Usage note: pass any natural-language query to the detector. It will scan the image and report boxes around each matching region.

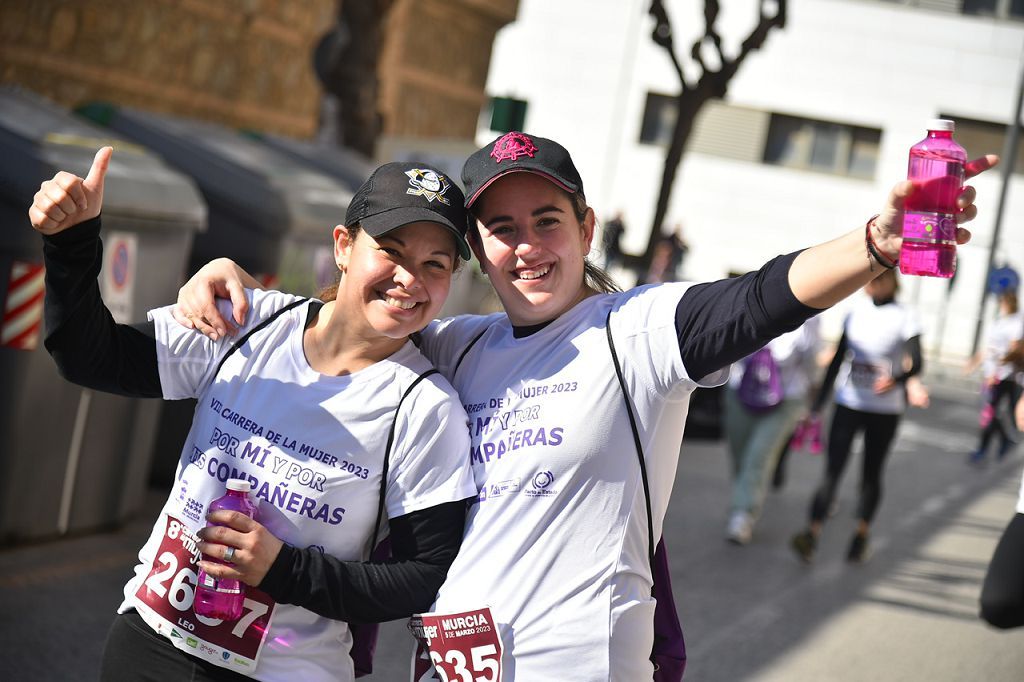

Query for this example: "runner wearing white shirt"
[967,290,1024,464]
[29,153,477,681]
[176,133,997,680]
[791,269,922,564]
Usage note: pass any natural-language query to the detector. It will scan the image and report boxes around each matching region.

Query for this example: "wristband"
[865,214,898,271]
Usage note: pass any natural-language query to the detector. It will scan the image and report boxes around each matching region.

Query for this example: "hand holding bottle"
[196,510,284,589]
[869,152,999,267]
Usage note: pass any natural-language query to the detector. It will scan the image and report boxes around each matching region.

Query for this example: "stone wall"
[381,0,518,138]
[0,0,337,138]
[0,0,518,142]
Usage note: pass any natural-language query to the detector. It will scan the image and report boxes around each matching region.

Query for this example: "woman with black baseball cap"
[176,132,998,680]
[29,150,478,681]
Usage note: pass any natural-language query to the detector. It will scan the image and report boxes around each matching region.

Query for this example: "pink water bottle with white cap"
[899,119,967,278]
[194,478,257,620]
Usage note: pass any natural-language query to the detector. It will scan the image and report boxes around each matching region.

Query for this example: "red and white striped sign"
[255,273,280,290]
[2,261,45,351]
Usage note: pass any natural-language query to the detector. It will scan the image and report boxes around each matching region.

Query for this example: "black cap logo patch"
[405,169,451,205]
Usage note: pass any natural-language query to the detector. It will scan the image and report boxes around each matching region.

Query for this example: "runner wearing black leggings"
[791,269,923,564]
[981,511,1024,628]
[980,393,1024,629]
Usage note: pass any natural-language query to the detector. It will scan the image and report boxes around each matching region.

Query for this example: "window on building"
[489,96,528,133]
[874,0,1023,20]
[945,115,1024,175]
[639,92,678,146]
[962,0,1024,19]
[763,114,882,178]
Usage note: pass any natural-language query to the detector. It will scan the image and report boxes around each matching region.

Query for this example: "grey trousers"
[724,389,806,517]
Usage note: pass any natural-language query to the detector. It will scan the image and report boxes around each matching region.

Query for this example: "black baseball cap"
[462,131,585,208]
[345,161,471,260]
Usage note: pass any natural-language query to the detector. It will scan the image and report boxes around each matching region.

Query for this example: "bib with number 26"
[409,607,502,682]
[133,514,276,673]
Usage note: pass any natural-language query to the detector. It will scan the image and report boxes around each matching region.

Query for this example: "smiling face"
[470,172,595,326]
[334,221,457,340]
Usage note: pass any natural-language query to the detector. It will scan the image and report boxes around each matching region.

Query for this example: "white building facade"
[477,0,1024,362]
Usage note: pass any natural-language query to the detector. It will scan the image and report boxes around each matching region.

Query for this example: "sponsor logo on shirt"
[478,478,520,502]
[525,471,558,497]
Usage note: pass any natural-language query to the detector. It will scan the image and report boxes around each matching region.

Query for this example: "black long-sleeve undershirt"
[41,216,468,623]
[510,251,818,375]
[261,500,467,622]
[42,217,162,396]
[676,251,820,379]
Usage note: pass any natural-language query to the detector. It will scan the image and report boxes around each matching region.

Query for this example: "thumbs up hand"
[29,146,112,235]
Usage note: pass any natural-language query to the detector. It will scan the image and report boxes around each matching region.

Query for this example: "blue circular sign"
[111,241,129,289]
[987,266,1019,295]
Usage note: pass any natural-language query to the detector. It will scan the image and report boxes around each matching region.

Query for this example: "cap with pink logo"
[461,131,585,207]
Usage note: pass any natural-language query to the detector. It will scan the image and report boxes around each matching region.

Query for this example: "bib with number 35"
[409,607,502,682]
[133,514,275,671]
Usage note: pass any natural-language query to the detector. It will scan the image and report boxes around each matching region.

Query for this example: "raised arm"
[789,155,997,308]
[676,155,997,379]
[30,147,162,397]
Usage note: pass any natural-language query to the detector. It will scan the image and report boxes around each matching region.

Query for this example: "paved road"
[3,381,1024,681]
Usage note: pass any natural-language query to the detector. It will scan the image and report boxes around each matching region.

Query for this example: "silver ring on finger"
[224,546,236,563]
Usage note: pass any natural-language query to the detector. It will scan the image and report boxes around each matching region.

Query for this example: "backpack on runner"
[737,347,783,412]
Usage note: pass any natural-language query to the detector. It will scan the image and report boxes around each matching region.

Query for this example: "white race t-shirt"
[417,283,727,681]
[833,296,921,415]
[120,290,475,681]
[982,312,1024,381]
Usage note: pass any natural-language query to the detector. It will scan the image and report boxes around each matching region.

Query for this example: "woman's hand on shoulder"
[196,510,283,588]
[29,147,111,235]
[173,258,261,340]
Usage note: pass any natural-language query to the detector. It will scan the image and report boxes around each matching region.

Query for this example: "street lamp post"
[971,48,1024,356]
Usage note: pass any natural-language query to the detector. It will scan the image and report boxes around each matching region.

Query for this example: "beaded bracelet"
[865,214,898,271]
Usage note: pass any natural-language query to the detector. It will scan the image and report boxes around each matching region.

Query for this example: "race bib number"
[133,514,275,673]
[409,607,502,682]
[850,360,887,388]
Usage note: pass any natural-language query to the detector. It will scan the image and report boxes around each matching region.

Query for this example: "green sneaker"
[791,530,816,563]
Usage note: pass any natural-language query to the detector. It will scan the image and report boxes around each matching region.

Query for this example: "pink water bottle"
[899,119,967,278]
[194,478,257,621]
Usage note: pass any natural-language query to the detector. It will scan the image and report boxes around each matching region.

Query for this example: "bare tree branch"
[644,0,787,265]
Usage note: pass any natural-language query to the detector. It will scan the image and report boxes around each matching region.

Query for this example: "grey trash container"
[0,88,206,543]
[81,105,354,297]
[251,131,374,197]
[78,105,353,484]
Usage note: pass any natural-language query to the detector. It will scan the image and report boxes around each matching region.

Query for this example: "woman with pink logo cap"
[176,131,997,680]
